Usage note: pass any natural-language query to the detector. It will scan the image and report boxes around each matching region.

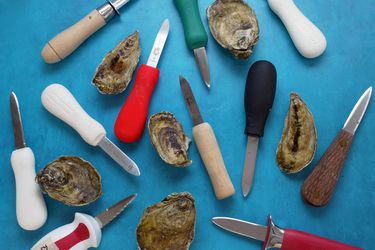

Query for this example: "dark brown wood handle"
[301,130,354,207]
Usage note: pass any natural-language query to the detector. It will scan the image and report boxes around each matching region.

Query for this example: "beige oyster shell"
[136,192,196,250]
[93,31,141,94]
[207,0,260,59]
[36,156,102,206]
[276,93,317,173]
[148,112,192,167]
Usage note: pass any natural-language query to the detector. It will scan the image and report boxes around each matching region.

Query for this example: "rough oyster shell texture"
[136,192,196,250]
[92,31,141,94]
[207,0,259,59]
[148,112,192,167]
[36,156,102,206]
[276,93,317,173]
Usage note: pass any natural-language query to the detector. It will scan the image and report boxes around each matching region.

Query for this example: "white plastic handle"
[31,213,102,250]
[41,84,106,146]
[11,147,47,230]
[268,0,327,58]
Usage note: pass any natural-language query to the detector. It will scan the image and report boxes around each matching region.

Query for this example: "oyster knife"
[302,87,372,207]
[212,216,362,249]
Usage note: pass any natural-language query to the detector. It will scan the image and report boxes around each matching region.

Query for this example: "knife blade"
[115,19,170,143]
[41,83,140,176]
[180,76,235,200]
[10,92,48,230]
[302,87,372,206]
[41,0,131,63]
[212,216,363,250]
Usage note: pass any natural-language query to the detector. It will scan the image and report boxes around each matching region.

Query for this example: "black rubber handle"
[244,60,277,137]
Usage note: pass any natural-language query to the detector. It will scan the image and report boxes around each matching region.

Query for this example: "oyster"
[36,156,102,206]
[148,112,192,167]
[207,0,259,59]
[92,31,141,94]
[276,93,317,173]
[137,192,196,250]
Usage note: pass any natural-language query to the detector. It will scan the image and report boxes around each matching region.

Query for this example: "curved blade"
[343,87,372,134]
[212,217,267,242]
[95,194,137,228]
[10,92,26,149]
[147,19,170,68]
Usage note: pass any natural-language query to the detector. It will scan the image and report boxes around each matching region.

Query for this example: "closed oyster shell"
[93,31,141,94]
[207,0,259,59]
[136,192,196,250]
[276,93,317,173]
[148,112,192,167]
[36,156,102,206]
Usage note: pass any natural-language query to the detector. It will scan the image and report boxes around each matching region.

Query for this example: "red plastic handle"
[55,223,90,250]
[115,64,160,142]
[282,229,363,250]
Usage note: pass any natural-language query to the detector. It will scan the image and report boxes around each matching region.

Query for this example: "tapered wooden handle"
[193,123,235,200]
[41,9,106,63]
[301,130,353,206]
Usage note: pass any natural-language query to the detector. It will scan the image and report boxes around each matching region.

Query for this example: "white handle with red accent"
[31,213,102,250]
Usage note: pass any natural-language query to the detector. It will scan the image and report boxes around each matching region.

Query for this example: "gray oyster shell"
[148,112,192,167]
[136,192,196,250]
[207,0,259,59]
[93,31,141,94]
[36,156,102,206]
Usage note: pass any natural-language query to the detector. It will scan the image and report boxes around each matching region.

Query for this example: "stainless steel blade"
[179,76,204,125]
[146,19,170,68]
[98,137,140,176]
[108,0,131,13]
[193,47,211,88]
[212,217,267,242]
[10,92,26,149]
[343,87,372,134]
[242,136,259,197]
[95,194,137,228]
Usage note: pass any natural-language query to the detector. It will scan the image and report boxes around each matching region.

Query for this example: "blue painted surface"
[0,0,374,249]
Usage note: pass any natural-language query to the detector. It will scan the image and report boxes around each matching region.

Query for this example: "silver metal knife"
[41,83,140,176]
[302,87,372,206]
[212,216,363,250]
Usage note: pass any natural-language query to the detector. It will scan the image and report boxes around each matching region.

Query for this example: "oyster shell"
[207,0,259,59]
[36,156,102,206]
[136,192,196,250]
[92,31,141,94]
[148,112,192,167]
[276,93,317,173]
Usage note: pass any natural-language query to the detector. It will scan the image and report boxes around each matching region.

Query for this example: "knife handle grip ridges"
[11,147,47,230]
[41,9,106,64]
[267,0,326,58]
[174,0,208,49]
[245,61,277,137]
[115,64,160,143]
[32,213,101,250]
[42,83,106,146]
[301,130,353,207]
[282,229,363,250]
[193,123,235,200]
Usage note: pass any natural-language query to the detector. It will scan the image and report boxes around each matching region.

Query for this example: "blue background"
[0,0,374,249]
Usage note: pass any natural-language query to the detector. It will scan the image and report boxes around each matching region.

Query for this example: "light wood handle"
[193,123,235,200]
[301,130,353,207]
[41,9,106,63]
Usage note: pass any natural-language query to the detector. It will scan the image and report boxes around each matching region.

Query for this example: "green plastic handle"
[174,0,208,49]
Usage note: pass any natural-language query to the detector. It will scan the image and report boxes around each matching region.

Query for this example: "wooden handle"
[193,123,235,200]
[301,130,353,206]
[41,9,106,63]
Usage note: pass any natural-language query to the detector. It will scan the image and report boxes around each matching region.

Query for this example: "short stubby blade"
[95,194,137,228]
[343,87,372,134]
[212,217,267,242]
[242,136,259,197]
[179,76,204,125]
[146,19,170,68]
[10,92,26,149]
[193,47,211,88]
[98,137,141,176]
